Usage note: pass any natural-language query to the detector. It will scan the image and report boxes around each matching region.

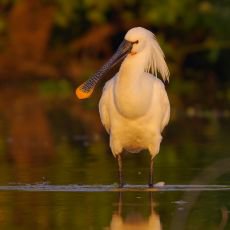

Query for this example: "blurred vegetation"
[0,0,229,107]
[0,0,228,162]
[0,0,229,169]
[0,1,229,229]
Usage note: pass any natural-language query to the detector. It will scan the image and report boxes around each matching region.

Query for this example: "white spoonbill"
[76,27,170,187]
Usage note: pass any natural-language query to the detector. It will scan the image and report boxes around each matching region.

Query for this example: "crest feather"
[144,34,169,82]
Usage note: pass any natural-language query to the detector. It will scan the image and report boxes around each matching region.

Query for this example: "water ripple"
[0,184,229,192]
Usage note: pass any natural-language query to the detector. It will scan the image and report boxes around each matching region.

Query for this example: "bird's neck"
[118,51,147,86]
[114,52,152,118]
[120,51,147,77]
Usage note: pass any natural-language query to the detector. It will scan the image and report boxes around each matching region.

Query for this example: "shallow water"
[0,85,229,229]
[0,189,229,229]
[0,118,229,229]
[0,184,230,192]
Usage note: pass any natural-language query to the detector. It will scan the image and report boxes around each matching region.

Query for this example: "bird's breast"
[111,117,155,153]
[113,74,153,119]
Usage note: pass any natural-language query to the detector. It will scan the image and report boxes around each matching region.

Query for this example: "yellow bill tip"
[75,85,94,99]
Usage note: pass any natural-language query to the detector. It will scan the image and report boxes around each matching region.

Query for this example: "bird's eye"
[132,40,139,45]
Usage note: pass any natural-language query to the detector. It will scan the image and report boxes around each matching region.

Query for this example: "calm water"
[0,84,229,229]
[0,189,229,229]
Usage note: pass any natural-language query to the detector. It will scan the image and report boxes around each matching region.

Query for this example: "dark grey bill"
[76,39,133,98]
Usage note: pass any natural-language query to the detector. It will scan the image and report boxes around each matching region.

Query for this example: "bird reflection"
[108,193,161,230]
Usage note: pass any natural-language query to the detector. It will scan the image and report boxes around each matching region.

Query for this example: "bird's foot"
[148,183,154,188]
[118,183,124,188]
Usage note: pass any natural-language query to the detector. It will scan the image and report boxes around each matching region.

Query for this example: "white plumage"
[99,27,170,186]
[76,27,170,187]
[99,73,170,156]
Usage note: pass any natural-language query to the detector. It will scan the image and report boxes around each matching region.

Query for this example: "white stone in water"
[154,181,165,187]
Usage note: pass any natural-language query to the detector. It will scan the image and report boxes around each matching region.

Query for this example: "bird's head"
[76,27,169,99]
[124,27,152,55]
[124,27,169,81]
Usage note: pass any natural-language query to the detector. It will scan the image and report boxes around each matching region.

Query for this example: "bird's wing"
[161,89,170,131]
[159,82,170,132]
[150,76,170,132]
[99,79,113,134]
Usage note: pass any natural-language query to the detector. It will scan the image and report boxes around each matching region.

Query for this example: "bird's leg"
[117,154,124,188]
[118,192,122,215]
[149,192,154,214]
[149,157,154,187]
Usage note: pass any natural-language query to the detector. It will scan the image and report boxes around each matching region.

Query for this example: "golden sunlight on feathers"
[76,27,170,187]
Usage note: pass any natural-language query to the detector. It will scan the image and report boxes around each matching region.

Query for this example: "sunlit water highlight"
[0,184,229,192]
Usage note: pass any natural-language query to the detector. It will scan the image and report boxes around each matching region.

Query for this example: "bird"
[76,27,170,188]
[108,192,161,230]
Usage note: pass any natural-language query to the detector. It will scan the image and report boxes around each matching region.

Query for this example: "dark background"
[0,1,229,228]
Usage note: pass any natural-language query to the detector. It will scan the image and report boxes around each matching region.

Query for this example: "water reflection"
[0,82,229,229]
[0,84,229,186]
[0,187,229,228]
[170,158,230,230]
[107,193,161,230]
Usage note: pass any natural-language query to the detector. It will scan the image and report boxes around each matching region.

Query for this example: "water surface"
[0,84,229,229]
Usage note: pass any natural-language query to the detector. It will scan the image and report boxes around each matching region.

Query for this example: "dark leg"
[149,158,154,187]
[118,192,122,215]
[117,154,124,188]
[149,192,154,214]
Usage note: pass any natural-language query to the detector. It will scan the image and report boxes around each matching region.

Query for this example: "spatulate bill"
[76,40,132,99]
